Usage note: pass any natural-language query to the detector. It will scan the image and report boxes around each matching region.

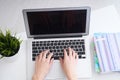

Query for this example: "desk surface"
[0,5,120,80]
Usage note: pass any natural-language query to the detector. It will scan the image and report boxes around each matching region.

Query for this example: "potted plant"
[0,30,22,60]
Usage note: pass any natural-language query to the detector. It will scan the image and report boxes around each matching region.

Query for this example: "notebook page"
[107,33,120,71]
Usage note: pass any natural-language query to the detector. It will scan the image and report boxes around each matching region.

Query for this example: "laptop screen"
[23,7,91,38]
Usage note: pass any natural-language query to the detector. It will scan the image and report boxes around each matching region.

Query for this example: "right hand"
[60,47,78,80]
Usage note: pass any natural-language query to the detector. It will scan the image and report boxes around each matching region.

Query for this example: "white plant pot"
[0,52,19,63]
[0,45,21,63]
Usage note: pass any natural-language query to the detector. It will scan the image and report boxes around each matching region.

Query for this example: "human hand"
[60,47,78,80]
[32,50,54,80]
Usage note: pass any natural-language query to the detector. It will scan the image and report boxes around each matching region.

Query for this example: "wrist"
[32,74,45,80]
[67,76,77,80]
[67,73,77,80]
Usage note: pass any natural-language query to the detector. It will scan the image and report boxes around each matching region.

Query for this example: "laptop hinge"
[34,35,83,39]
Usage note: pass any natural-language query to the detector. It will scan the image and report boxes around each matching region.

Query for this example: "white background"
[0,0,120,80]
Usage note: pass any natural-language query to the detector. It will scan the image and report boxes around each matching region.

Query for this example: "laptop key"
[32,57,36,61]
[82,45,85,51]
[54,57,59,60]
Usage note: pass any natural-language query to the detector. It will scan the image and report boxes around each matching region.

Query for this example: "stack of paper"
[93,33,120,73]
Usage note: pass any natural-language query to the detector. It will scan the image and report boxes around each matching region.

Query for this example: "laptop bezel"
[23,7,91,38]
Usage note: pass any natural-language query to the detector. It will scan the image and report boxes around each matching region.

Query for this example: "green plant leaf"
[0,29,22,57]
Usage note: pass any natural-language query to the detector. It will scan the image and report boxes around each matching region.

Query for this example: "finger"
[38,52,43,61]
[59,57,63,66]
[50,58,54,66]
[47,53,53,62]
[42,50,49,59]
[68,47,72,57]
[35,56,38,64]
[72,49,76,58]
[64,49,68,58]
[35,56,38,71]
[75,53,78,61]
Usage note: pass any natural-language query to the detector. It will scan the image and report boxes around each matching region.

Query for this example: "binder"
[93,33,120,72]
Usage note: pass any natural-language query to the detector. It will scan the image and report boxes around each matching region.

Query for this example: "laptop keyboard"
[32,39,86,61]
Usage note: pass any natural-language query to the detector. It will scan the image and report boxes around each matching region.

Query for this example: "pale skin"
[32,47,78,80]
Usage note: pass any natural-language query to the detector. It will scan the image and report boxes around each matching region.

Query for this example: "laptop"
[23,7,92,80]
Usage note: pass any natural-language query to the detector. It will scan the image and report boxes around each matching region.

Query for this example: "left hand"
[32,50,54,80]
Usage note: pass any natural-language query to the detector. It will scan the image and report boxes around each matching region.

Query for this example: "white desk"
[0,5,120,80]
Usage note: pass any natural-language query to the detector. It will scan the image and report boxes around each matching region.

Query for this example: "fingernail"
[51,53,53,55]
[45,49,49,52]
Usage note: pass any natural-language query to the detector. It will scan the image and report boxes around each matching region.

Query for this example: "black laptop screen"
[26,10,87,35]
